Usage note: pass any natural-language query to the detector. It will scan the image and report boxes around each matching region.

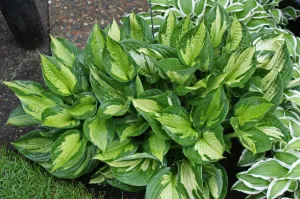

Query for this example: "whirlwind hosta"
[3,3,300,198]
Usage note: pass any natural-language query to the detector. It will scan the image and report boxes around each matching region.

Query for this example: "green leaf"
[103,36,137,82]
[3,80,44,96]
[66,93,97,119]
[123,13,153,42]
[109,153,159,186]
[285,138,300,151]
[193,87,228,129]
[42,106,80,129]
[223,17,251,53]
[90,68,127,103]
[132,98,163,116]
[83,117,115,151]
[50,36,79,68]
[237,149,265,167]
[158,58,196,85]
[170,16,192,48]
[93,139,138,162]
[143,133,171,163]
[6,106,37,126]
[247,160,289,179]
[177,160,204,199]
[108,19,121,42]
[267,180,291,199]
[15,93,60,121]
[177,21,211,71]
[145,168,182,199]
[40,55,77,96]
[174,77,208,96]
[236,172,269,191]
[156,106,199,146]
[222,46,256,87]
[51,130,83,171]
[231,118,272,154]
[158,12,176,46]
[232,180,262,195]
[183,125,225,164]
[194,0,207,16]
[84,24,106,71]
[12,129,61,163]
[178,0,194,16]
[97,99,131,118]
[232,97,273,130]
[274,151,299,168]
[204,4,230,48]
[286,160,300,179]
[115,115,149,142]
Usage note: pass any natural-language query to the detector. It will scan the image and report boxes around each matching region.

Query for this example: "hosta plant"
[3,3,299,198]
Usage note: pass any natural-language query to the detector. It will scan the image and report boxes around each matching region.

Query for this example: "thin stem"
[149,0,155,39]
[226,132,238,139]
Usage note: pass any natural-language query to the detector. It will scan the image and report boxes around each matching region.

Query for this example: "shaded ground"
[0,0,50,148]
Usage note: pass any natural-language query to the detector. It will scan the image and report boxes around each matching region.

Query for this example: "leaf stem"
[226,132,238,139]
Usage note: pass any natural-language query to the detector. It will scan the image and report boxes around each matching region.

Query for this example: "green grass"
[0,146,103,199]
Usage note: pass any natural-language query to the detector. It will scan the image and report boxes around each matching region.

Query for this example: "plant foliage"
[4,1,300,198]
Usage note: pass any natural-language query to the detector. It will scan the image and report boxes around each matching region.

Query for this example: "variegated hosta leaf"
[12,129,61,163]
[204,4,230,49]
[223,17,251,53]
[177,160,204,199]
[123,13,153,42]
[129,50,160,83]
[145,167,183,199]
[174,76,208,96]
[232,96,273,130]
[66,93,97,119]
[143,133,171,163]
[50,129,83,171]
[263,75,283,111]
[170,16,192,48]
[42,106,80,129]
[41,55,77,96]
[274,151,299,169]
[115,114,149,142]
[158,11,176,46]
[3,80,44,96]
[285,137,300,151]
[247,159,289,180]
[103,36,137,82]
[6,105,37,126]
[259,42,293,89]
[194,0,207,17]
[90,68,127,103]
[183,125,225,164]
[45,135,98,179]
[232,180,262,195]
[158,58,196,86]
[108,19,122,42]
[50,36,79,68]
[177,21,211,71]
[255,113,289,142]
[237,149,265,167]
[178,0,194,16]
[156,105,199,146]
[138,43,177,60]
[90,165,144,192]
[203,163,228,199]
[236,171,269,191]
[97,99,131,119]
[225,2,244,13]
[109,153,159,186]
[93,139,138,162]
[231,118,272,154]
[218,46,256,87]
[286,159,300,179]
[193,87,228,129]
[267,180,291,199]
[83,117,115,151]
[84,24,106,71]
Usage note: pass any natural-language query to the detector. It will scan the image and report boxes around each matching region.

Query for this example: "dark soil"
[0,0,50,148]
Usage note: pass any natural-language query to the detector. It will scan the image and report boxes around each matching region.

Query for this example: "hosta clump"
[4,4,296,198]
